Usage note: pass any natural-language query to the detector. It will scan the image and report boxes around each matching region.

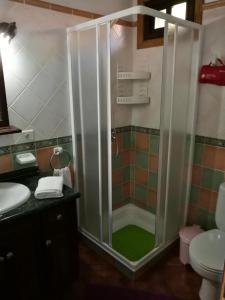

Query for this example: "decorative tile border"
[195,135,225,148]
[133,126,160,135]
[114,126,160,135]
[35,138,57,149]
[9,0,136,27]
[11,142,35,153]
[0,146,11,156]
[0,136,72,174]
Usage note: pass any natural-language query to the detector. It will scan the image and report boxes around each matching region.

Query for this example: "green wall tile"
[197,208,209,230]
[194,143,203,165]
[135,184,148,201]
[150,135,159,154]
[207,213,217,230]
[112,186,123,203]
[124,165,134,182]
[124,166,130,182]
[201,168,224,191]
[123,132,130,150]
[197,210,216,231]
[149,172,158,189]
[112,154,122,169]
[130,166,134,180]
[130,131,135,149]
[190,185,199,204]
[136,151,148,169]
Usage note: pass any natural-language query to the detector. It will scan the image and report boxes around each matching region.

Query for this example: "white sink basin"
[0,182,31,214]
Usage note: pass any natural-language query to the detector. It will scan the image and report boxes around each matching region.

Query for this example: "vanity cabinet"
[41,201,78,300]
[0,217,41,300]
[0,197,78,300]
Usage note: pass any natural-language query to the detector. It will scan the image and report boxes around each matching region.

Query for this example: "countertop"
[0,168,80,224]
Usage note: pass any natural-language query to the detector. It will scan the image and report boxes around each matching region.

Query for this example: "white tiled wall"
[111,25,133,128]
[111,25,162,129]
[112,8,225,138]
[131,29,163,129]
[197,7,225,139]
[0,0,87,147]
[1,1,225,148]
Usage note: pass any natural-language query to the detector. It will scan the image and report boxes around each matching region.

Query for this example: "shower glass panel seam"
[106,21,113,247]
[156,21,168,247]
[178,28,194,226]
[183,27,204,224]
[96,24,103,242]
[67,32,81,227]
[77,31,88,229]
[162,24,178,243]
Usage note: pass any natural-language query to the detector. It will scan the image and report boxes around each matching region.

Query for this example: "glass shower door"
[159,23,201,243]
[68,24,112,243]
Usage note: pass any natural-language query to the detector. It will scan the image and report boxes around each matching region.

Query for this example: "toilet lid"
[190,229,225,272]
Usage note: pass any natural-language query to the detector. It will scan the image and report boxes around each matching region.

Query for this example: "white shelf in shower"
[117,96,150,105]
[117,71,151,80]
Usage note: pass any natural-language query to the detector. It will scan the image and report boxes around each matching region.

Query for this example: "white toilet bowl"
[189,182,225,300]
[190,229,225,300]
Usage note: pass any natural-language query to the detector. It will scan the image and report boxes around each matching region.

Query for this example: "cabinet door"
[0,217,41,300]
[41,200,78,300]
[0,250,7,298]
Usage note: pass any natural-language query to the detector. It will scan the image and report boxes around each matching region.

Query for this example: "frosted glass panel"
[68,31,85,227]
[79,28,101,239]
[99,24,110,243]
[157,23,175,245]
[163,25,195,242]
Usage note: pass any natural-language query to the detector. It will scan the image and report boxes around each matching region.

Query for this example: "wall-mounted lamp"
[0,22,17,43]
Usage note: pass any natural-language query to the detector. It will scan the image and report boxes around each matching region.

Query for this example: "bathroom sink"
[0,182,31,214]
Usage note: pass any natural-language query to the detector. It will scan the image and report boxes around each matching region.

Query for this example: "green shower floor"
[112,225,155,262]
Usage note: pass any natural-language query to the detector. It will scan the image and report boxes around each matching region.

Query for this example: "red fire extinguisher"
[199,58,225,86]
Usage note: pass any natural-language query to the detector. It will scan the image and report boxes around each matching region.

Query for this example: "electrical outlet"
[21,129,34,141]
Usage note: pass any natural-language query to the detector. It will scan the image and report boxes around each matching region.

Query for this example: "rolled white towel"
[35,176,63,199]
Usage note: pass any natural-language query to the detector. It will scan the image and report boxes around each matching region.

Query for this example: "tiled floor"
[67,240,201,300]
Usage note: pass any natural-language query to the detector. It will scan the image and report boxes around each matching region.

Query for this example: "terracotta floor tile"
[65,241,201,300]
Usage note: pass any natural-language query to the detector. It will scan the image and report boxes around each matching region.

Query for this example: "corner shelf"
[117,71,151,80]
[117,96,150,105]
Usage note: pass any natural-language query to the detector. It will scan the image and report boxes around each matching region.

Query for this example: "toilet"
[189,183,225,300]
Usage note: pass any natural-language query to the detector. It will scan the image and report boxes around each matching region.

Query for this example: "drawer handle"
[0,256,5,262]
[6,252,14,260]
[56,214,63,221]
[46,240,52,247]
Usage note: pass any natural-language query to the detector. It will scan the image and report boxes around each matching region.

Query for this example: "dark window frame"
[137,0,202,49]
[0,51,21,135]
[0,51,9,127]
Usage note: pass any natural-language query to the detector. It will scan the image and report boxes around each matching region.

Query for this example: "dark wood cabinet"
[0,198,78,300]
[41,202,78,300]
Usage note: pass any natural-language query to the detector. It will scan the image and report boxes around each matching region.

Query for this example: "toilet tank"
[216,182,225,231]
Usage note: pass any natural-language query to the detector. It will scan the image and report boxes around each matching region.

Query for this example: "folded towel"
[53,166,72,188]
[35,176,63,199]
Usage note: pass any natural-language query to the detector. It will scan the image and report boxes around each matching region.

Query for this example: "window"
[0,22,21,135]
[137,0,202,49]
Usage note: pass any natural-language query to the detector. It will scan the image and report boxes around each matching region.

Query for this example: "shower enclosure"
[67,6,202,272]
